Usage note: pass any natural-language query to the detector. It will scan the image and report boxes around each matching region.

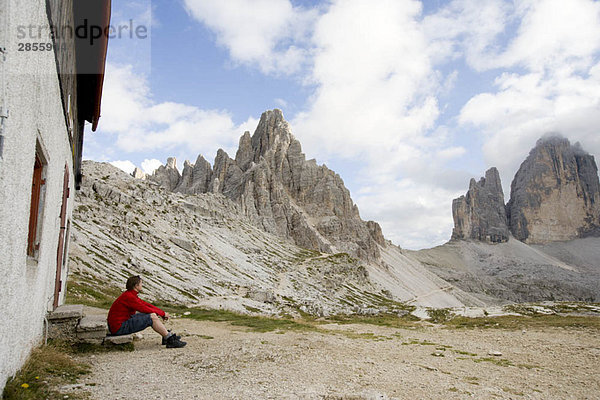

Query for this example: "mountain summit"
[452,135,600,245]
[150,109,384,261]
[507,136,600,243]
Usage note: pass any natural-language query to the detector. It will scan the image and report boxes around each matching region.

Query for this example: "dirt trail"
[69,316,600,399]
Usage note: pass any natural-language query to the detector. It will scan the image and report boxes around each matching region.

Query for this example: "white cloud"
[182,0,318,75]
[357,178,462,249]
[497,0,600,72]
[96,63,258,165]
[422,0,510,69]
[110,160,136,174]
[141,159,163,175]
[457,0,600,197]
[99,0,600,250]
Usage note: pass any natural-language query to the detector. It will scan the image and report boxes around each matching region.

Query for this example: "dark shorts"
[113,313,153,335]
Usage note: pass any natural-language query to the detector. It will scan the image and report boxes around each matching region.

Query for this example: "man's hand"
[162,312,170,321]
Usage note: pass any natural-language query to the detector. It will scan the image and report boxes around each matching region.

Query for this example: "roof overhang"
[73,0,112,131]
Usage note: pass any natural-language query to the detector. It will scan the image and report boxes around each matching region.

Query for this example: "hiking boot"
[162,331,181,345]
[165,334,187,348]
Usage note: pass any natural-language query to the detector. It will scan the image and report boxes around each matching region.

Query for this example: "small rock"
[133,333,144,340]
[488,351,502,356]
[183,311,191,316]
[432,351,445,357]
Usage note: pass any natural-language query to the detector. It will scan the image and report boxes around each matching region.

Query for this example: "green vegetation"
[502,387,524,396]
[69,341,134,354]
[473,357,513,367]
[445,314,600,330]
[157,304,318,333]
[65,279,122,309]
[2,344,90,400]
[427,308,451,323]
[327,313,420,329]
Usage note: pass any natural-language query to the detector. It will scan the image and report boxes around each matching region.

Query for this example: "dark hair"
[126,275,142,291]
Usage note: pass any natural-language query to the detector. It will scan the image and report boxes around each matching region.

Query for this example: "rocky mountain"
[70,122,599,312]
[150,110,384,262]
[451,136,600,246]
[433,135,600,303]
[507,136,600,244]
[451,167,509,243]
[68,161,478,317]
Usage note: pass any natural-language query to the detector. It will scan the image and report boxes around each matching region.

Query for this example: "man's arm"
[130,294,166,317]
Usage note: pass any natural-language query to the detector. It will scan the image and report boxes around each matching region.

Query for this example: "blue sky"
[85,0,600,249]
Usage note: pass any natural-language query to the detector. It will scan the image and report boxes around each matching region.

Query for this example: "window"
[27,145,47,258]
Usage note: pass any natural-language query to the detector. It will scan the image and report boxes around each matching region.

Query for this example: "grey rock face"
[506,136,600,243]
[131,167,147,180]
[150,157,181,191]
[175,155,213,195]
[149,109,383,261]
[452,167,509,243]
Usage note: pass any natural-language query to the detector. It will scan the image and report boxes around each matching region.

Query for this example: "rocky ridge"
[69,161,475,317]
[150,110,384,261]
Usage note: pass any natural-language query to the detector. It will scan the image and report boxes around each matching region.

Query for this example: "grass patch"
[334,331,389,341]
[158,305,317,333]
[427,308,452,323]
[2,344,90,400]
[324,313,420,329]
[473,357,513,367]
[69,341,134,354]
[502,387,524,396]
[65,280,122,309]
[444,314,600,330]
[453,349,478,356]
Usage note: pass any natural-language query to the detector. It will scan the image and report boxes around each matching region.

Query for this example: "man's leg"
[150,313,168,337]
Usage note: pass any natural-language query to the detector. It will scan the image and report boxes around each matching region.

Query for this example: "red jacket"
[107,290,165,334]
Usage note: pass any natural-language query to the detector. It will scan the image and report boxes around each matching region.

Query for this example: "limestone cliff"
[452,167,509,243]
[151,157,180,191]
[506,136,600,243]
[148,110,383,261]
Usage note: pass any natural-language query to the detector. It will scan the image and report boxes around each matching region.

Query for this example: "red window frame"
[27,152,45,257]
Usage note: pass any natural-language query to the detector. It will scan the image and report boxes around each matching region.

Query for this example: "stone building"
[0,0,111,389]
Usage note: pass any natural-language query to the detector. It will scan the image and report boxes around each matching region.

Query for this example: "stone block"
[48,304,84,321]
[77,329,107,340]
[105,334,134,344]
[77,315,107,331]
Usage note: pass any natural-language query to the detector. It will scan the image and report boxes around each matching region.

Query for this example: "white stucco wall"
[0,0,75,390]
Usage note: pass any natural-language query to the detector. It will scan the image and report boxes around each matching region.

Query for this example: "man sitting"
[107,275,186,348]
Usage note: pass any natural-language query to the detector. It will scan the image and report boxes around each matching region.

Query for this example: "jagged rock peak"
[235,131,253,171]
[507,135,600,243]
[452,167,509,243]
[131,167,147,180]
[150,157,181,191]
[250,109,293,163]
[148,109,385,261]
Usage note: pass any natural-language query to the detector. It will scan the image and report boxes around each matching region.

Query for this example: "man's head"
[126,275,142,292]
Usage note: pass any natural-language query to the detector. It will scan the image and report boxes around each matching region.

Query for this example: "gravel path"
[75,318,600,399]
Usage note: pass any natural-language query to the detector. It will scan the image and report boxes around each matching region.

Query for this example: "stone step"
[77,315,108,332]
[104,334,134,345]
[48,304,84,321]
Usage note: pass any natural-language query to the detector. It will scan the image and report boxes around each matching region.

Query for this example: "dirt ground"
[69,316,600,400]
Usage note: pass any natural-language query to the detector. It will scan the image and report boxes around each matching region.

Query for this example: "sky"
[84,0,600,250]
